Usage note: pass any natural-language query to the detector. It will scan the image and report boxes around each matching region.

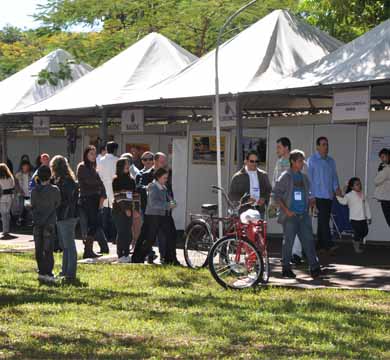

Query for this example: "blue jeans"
[57,218,78,279]
[282,213,319,271]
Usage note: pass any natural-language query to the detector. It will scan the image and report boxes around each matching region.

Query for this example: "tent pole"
[100,108,108,145]
[1,126,7,163]
[236,99,243,171]
[364,85,372,195]
[215,0,257,238]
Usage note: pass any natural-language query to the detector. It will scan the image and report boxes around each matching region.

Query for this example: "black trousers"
[132,215,177,263]
[113,211,132,258]
[380,201,390,227]
[79,194,100,237]
[315,198,334,250]
[350,220,368,243]
[34,224,55,276]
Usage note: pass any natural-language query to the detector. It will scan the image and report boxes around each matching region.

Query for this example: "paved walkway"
[1,233,389,291]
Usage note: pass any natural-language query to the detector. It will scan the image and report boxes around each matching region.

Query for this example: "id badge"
[126,191,133,200]
[252,187,260,200]
[294,191,302,201]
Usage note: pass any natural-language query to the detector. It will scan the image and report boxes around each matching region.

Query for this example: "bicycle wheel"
[184,221,213,269]
[209,236,263,289]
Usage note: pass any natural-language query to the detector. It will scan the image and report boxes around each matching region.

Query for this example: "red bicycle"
[208,186,270,289]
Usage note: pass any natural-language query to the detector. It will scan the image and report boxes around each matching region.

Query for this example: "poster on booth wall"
[234,137,267,170]
[370,136,390,161]
[33,116,50,136]
[121,109,144,133]
[192,135,225,164]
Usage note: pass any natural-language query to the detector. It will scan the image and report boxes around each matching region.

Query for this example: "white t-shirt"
[246,167,260,201]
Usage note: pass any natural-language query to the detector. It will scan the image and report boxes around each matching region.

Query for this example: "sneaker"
[352,240,364,254]
[310,267,321,279]
[328,245,339,256]
[282,268,296,279]
[291,254,302,265]
[118,256,131,263]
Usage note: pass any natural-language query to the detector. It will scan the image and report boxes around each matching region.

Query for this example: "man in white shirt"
[96,144,107,167]
[97,141,119,243]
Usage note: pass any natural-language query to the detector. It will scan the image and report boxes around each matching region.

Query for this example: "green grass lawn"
[0,252,389,359]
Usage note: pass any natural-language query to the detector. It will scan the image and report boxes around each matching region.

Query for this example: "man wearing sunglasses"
[229,150,272,216]
[136,152,155,215]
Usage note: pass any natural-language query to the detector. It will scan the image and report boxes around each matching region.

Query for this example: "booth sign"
[33,116,50,136]
[212,100,237,128]
[332,88,370,122]
[121,109,144,133]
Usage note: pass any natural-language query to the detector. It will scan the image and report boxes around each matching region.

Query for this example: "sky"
[0,0,99,31]
[0,0,43,29]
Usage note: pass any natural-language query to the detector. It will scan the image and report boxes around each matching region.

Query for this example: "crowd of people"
[230,137,390,279]
[0,136,388,283]
[0,142,180,283]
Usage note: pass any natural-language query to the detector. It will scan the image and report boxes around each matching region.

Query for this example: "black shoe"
[282,268,296,279]
[310,267,321,279]
[147,254,158,264]
[83,251,102,259]
[291,254,302,265]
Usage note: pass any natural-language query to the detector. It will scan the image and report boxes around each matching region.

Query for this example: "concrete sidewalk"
[1,233,389,291]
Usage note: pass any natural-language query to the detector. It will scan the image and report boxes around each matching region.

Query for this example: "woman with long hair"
[76,146,107,259]
[0,163,15,239]
[112,158,137,263]
[51,155,79,280]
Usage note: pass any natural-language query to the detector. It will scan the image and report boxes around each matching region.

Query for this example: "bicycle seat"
[201,204,218,212]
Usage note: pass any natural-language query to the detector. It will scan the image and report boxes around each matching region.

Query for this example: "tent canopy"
[0,49,92,115]
[22,33,197,114]
[121,9,342,105]
[257,18,390,92]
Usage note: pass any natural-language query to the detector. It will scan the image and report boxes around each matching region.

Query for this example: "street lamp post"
[215,0,257,237]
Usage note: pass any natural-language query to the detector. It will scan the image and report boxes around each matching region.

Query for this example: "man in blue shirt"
[307,137,341,253]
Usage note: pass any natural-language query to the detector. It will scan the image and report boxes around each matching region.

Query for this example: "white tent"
[23,33,197,113]
[260,18,390,91]
[122,9,342,104]
[0,49,92,114]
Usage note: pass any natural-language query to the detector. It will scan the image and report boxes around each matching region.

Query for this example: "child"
[337,177,371,254]
[0,163,15,240]
[31,166,61,282]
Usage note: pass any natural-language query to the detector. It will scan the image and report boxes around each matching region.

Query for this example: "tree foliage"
[298,0,390,42]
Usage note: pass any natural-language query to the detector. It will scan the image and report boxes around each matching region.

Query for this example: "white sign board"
[370,136,390,160]
[33,116,50,136]
[121,109,144,133]
[332,88,370,122]
[213,100,237,128]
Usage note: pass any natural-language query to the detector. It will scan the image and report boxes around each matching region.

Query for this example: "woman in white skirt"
[0,163,15,240]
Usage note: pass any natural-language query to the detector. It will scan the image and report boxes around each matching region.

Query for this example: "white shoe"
[352,240,364,254]
[118,256,131,263]
[38,274,58,282]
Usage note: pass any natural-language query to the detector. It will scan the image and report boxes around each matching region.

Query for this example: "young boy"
[31,166,61,282]
[272,150,321,279]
